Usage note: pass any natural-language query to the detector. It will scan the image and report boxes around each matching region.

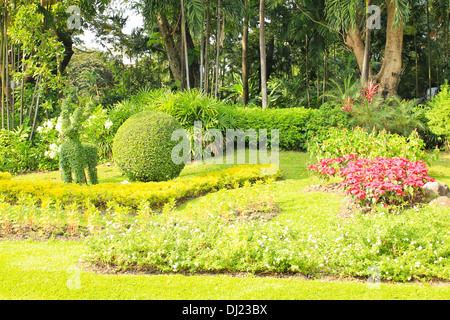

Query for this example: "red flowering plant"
[308,155,436,208]
[342,96,354,112]
[361,81,380,106]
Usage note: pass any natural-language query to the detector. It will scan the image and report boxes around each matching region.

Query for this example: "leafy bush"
[226,107,313,150]
[113,110,185,182]
[0,164,280,210]
[0,126,58,174]
[304,103,352,146]
[426,82,450,149]
[307,155,435,207]
[307,126,439,164]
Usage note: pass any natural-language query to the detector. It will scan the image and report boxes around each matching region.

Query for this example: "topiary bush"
[113,110,185,182]
[59,99,99,185]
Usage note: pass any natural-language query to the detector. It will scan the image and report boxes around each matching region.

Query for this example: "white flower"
[37,126,43,133]
[121,180,130,184]
[44,120,54,129]
[55,118,63,134]
[104,120,113,129]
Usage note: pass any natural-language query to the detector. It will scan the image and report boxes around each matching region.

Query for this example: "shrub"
[307,126,439,164]
[308,155,435,207]
[113,110,185,182]
[304,103,352,146]
[0,164,280,210]
[426,81,450,149]
[226,107,313,150]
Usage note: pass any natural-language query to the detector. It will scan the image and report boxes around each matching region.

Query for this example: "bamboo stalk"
[29,76,42,141]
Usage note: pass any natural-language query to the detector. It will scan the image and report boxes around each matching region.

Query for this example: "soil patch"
[79,261,450,286]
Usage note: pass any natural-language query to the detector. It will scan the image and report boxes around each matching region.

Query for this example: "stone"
[429,196,450,207]
[423,182,449,199]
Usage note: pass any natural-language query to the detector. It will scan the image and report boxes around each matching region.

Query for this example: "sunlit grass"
[1,240,449,300]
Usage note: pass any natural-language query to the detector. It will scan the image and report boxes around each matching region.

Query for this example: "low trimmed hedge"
[0,164,280,210]
[224,107,313,150]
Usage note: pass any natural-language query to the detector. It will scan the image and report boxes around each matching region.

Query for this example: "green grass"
[1,240,449,300]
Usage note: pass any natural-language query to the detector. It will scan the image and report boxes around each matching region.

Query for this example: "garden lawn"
[1,150,450,299]
[1,240,449,300]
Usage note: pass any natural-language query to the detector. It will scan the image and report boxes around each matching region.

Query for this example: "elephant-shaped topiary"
[58,99,98,185]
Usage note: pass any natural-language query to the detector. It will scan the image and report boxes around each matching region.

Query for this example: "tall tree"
[260,0,267,109]
[242,0,249,105]
[214,0,222,98]
[325,0,409,97]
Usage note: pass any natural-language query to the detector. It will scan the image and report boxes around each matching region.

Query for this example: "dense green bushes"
[307,126,439,164]
[226,107,312,150]
[426,82,450,149]
[113,111,185,182]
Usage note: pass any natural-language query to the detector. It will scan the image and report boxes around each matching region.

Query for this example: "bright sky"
[78,5,144,62]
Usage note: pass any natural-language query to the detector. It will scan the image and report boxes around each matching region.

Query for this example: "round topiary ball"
[113,110,186,182]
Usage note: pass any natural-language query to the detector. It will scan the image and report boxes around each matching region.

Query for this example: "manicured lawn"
[1,240,449,300]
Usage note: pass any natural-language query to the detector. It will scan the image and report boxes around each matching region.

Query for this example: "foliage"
[426,82,450,149]
[113,110,185,182]
[307,126,439,165]
[0,164,280,211]
[304,103,352,147]
[226,107,313,150]
[307,155,435,207]
[0,172,12,180]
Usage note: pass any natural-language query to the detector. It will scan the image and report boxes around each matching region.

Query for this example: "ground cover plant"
[0,164,278,211]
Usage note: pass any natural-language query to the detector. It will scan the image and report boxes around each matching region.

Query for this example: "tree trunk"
[260,0,268,109]
[200,15,205,92]
[156,12,183,85]
[242,0,249,105]
[204,4,210,94]
[373,0,404,98]
[181,0,190,90]
[322,49,327,104]
[305,35,310,108]
[425,0,432,97]
[214,0,222,98]
[361,21,371,82]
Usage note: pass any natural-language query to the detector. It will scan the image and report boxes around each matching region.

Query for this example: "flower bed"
[0,164,280,210]
[308,155,435,208]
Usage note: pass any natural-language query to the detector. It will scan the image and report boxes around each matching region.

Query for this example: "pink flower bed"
[307,155,435,207]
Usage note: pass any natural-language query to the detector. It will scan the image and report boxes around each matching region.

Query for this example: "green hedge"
[224,107,313,150]
[224,104,350,151]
